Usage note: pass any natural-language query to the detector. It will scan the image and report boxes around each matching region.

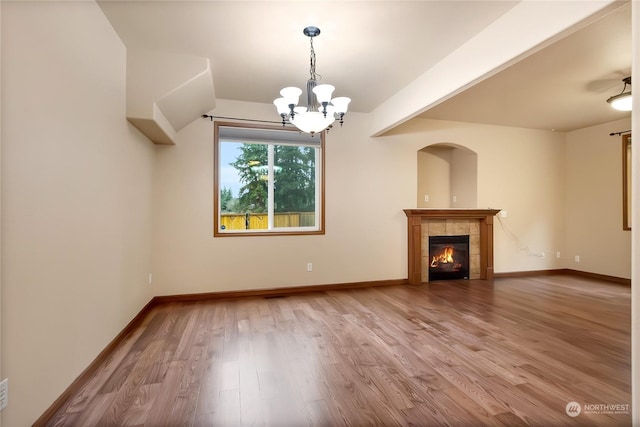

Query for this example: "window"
[214,122,325,236]
[623,133,631,230]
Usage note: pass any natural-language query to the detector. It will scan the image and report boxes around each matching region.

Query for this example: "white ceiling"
[98,0,632,133]
[419,2,632,132]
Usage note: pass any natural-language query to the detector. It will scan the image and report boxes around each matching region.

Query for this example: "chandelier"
[273,26,351,135]
[607,77,632,111]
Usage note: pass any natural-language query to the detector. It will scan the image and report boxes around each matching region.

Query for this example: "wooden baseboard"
[495,268,630,286]
[494,268,568,279]
[32,297,159,427]
[494,269,568,278]
[153,278,409,304]
[562,269,631,286]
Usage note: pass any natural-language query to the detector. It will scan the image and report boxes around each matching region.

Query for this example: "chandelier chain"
[309,38,321,81]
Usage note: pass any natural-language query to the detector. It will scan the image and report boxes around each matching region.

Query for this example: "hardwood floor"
[42,275,631,426]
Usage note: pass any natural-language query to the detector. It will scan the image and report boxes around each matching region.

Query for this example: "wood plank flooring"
[43,275,631,426]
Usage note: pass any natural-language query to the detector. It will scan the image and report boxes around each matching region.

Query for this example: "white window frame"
[214,122,325,237]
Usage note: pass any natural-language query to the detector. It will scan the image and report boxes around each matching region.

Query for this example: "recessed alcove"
[417,144,478,208]
[409,144,489,284]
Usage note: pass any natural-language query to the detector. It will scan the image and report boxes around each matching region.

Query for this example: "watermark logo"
[566,402,581,417]
[565,401,630,417]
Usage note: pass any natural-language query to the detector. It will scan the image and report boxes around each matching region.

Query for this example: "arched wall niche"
[417,143,478,208]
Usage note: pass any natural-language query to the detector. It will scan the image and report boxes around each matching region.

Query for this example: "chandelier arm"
[617,76,631,95]
[619,82,629,96]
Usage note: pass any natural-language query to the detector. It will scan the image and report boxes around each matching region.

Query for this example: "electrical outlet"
[556,251,561,259]
[148,273,153,284]
[0,378,8,411]
[307,263,313,272]
[452,195,457,203]
[500,210,507,218]
[574,255,580,263]
[424,195,429,202]
[541,252,545,259]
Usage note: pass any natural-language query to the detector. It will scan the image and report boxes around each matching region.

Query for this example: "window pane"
[273,145,317,229]
[219,141,268,230]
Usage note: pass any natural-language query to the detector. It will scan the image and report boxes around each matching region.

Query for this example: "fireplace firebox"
[428,235,470,281]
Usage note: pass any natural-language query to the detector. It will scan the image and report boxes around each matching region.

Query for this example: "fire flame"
[431,246,455,267]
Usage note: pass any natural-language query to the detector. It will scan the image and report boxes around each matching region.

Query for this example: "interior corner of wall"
[204,57,216,95]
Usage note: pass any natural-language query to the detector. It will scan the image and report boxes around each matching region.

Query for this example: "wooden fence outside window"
[220,212,315,230]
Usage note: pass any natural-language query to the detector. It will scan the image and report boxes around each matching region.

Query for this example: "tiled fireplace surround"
[404,209,501,284]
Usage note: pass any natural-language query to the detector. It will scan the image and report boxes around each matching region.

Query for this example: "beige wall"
[152,100,412,295]
[1,2,155,425]
[385,118,567,274]
[417,147,452,208]
[565,118,632,279]
[153,106,571,297]
[417,144,478,209]
[411,118,632,279]
[450,147,478,208]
